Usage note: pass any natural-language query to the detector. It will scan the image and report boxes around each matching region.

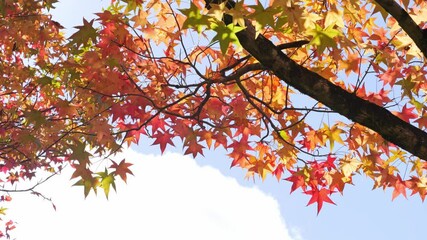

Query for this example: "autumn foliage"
[1,0,427,234]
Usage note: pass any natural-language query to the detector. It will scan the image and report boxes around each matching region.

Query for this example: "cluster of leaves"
[0,0,427,233]
[88,0,427,213]
[0,0,134,234]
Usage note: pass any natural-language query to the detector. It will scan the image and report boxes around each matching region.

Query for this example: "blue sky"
[6,1,427,239]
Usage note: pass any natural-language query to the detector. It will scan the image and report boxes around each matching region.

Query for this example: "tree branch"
[204,0,427,160]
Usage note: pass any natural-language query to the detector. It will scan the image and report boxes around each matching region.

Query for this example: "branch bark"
[373,0,427,58]
[204,0,427,160]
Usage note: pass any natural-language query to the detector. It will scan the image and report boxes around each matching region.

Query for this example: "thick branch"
[205,0,427,160]
[374,0,427,58]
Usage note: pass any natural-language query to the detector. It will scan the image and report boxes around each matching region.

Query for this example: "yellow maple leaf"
[322,123,345,151]
[340,157,361,180]
[324,10,344,29]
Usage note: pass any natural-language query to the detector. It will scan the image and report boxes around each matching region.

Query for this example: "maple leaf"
[131,9,148,28]
[410,158,427,176]
[306,24,342,53]
[247,155,273,181]
[69,18,98,47]
[324,10,344,29]
[406,176,427,201]
[0,207,7,216]
[272,163,284,181]
[393,105,418,122]
[73,177,99,198]
[248,3,281,33]
[70,163,93,180]
[70,141,92,166]
[324,170,347,194]
[322,124,344,151]
[184,142,205,158]
[415,115,427,129]
[298,129,323,152]
[180,2,211,33]
[323,155,337,170]
[210,22,245,54]
[340,158,361,179]
[392,175,407,200]
[227,135,253,168]
[396,77,416,98]
[23,110,47,128]
[151,130,175,153]
[199,131,214,149]
[121,0,144,12]
[304,188,336,214]
[111,159,134,183]
[285,170,307,193]
[150,116,168,132]
[341,52,362,76]
[43,0,59,10]
[378,67,403,86]
[224,1,246,27]
[97,169,116,199]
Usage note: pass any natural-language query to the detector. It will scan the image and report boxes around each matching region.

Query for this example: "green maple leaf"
[225,1,247,27]
[69,18,98,47]
[396,77,415,98]
[248,3,281,32]
[121,0,143,12]
[43,0,59,10]
[37,76,60,88]
[306,24,342,53]
[97,169,116,199]
[0,1,5,17]
[24,110,47,128]
[179,2,211,33]
[73,178,98,198]
[211,23,245,54]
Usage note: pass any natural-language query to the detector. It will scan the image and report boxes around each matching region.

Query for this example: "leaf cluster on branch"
[0,0,427,231]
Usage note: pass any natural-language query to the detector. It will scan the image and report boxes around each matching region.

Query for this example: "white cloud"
[7,150,298,240]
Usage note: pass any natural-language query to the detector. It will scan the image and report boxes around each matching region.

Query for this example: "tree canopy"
[0,0,427,235]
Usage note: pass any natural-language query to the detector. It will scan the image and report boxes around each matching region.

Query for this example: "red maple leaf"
[111,159,134,183]
[151,130,175,153]
[285,170,306,193]
[393,105,418,122]
[272,163,284,181]
[378,67,403,86]
[304,187,336,214]
[184,142,204,158]
[323,155,337,170]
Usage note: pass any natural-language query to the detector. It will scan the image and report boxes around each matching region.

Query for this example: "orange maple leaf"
[391,175,407,200]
